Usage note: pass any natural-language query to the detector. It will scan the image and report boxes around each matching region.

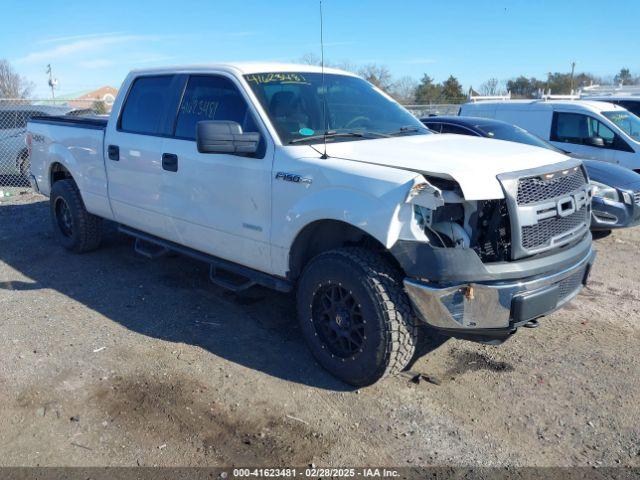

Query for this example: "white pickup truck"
[27,63,596,386]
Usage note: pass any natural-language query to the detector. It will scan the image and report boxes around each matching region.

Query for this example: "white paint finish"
[102,128,168,238]
[159,136,274,273]
[28,64,579,280]
[28,122,114,220]
[268,147,421,276]
[316,134,570,200]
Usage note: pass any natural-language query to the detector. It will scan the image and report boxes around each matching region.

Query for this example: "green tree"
[506,76,545,98]
[441,75,466,103]
[614,68,633,85]
[414,74,442,104]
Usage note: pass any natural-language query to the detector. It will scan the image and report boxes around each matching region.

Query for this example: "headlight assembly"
[591,181,619,202]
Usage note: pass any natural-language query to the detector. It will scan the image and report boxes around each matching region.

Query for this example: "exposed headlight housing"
[591,181,619,202]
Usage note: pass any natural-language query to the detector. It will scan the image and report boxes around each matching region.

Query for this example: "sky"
[2,0,639,98]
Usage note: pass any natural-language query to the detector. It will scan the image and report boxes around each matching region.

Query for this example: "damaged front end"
[395,170,596,344]
[406,177,511,262]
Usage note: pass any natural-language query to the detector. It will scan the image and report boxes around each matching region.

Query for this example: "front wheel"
[296,247,418,386]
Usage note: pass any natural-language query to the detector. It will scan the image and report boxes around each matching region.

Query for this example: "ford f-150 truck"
[27,63,596,386]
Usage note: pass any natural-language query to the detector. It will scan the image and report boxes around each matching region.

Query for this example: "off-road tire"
[50,179,102,253]
[18,151,29,178]
[297,247,418,386]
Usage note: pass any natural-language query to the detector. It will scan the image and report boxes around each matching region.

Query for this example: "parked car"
[28,63,595,385]
[459,99,640,171]
[422,116,640,232]
[0,104,75,177]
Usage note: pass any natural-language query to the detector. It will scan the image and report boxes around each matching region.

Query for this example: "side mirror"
[196,120,260,155]
[584,136,605,148]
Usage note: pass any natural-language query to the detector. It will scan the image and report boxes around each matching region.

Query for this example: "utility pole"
[570,61,576,92]
[46,64,57,100]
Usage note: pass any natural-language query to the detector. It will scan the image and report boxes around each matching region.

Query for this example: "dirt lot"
[0,193,639,468]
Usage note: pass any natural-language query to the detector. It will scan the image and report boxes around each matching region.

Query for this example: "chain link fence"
[0,98,108,200]
[403,104,460,118]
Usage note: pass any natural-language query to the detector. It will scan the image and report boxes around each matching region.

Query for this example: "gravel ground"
[0,193,639,467]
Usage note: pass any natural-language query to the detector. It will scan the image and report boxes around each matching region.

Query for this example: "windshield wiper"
[289,130,389,144]
[387,125,426,136]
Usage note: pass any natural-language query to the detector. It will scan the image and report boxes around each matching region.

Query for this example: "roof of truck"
[129,62,357,77]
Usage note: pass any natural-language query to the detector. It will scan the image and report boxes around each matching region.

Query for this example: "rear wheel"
[18,151,29,178]
[297,247,418,386]
[50,179,102,253]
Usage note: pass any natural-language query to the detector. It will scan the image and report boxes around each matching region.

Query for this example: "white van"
[459,100,640,171]
[580,85,640,118]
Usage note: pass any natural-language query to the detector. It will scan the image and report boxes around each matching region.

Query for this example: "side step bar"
[119,225,292,293]
[134,238,169,259]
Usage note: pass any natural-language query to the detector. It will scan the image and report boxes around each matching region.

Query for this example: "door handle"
[162,153,178,172]
[107,145,119,161]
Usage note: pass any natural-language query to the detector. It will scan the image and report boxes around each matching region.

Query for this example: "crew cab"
[27,63,596,386]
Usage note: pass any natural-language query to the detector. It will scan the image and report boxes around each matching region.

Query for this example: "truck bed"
[30,115,108,130]
[27,114,112,220]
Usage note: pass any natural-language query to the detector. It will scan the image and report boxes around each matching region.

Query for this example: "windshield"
[474,122,565,153]
[244,72,430,144]
[602,111,640,141]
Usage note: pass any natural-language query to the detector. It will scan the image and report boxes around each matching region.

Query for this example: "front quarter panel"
[270,146,420,276]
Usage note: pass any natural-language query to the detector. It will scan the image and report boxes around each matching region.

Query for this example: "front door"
[549,111,617,163]
[159,74,273,272]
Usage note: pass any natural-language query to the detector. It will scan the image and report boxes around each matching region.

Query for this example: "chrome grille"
[522,205,588,250]
[634,191,640,206]
[498,161,591,260]
[517,168,587,205]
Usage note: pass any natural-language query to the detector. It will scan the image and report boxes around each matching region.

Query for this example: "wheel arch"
[49,161,74,187]
[288,219,402,280]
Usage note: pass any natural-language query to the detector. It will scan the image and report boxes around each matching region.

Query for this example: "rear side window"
[120,75,174,135]
[174,75,253,140]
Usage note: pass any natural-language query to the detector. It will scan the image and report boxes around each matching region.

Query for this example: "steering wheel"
[345,116,371,129]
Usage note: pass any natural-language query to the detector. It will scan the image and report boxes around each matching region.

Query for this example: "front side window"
[119,75,175,135]
[602,110,640,142]
[174,75,256,140]
[245,72,429,144]
[552,112,618,148]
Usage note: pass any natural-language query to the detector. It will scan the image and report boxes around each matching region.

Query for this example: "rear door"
[158,73,273,272]
[104,74,184,238]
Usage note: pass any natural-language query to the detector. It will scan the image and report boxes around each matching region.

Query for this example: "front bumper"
[591,195,640,230]
[404,245,596,343]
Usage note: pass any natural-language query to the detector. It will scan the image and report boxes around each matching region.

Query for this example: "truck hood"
[322,134,572,200]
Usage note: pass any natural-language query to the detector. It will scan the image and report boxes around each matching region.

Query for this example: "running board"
[134,238,169,259]
[118,225,292,293]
